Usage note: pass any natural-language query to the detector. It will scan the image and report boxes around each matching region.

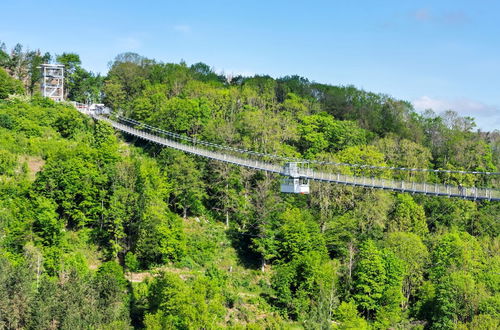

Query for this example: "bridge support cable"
[74,106,500,201]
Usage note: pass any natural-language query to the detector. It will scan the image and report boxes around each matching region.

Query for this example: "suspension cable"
[114,114,500,176]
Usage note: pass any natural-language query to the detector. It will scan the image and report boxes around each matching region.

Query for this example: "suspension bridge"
[73,103,500,201]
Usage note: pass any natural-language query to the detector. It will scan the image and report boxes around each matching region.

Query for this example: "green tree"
[430,231,484,281]
[276,208,327,262]
[374,135,432,181]
[376,249,405,327]
[149,96,212,135]
[334,301,370,329]
[433,271,487,329]
[389,194,428,236]
[272,252,330,320]
[298,113,370,157]
[0,68,24,98]
[206,161,249,226]
[134,156,186,267]
[94,261,130,325]
[33,145,106,228]
[162,150,206,218]
[352,239,386,318]
[0,257,35,329]
[384,232,429,307]
[56,52,82,99]
[31,196,62,246]
[26,50,50,95]
[0,149,17,175]
[146,272,225,329]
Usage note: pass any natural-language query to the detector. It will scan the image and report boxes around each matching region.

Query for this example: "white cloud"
[413,96,500,131]
[410,8,469,25]
[173,25,191,33]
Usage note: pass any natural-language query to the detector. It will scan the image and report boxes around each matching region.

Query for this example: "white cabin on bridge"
[280,162,310,194]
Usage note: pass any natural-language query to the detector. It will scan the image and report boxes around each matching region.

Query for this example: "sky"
[1,0,499,131]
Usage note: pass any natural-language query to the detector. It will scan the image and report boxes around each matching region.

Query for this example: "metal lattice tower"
[39,64,64,101]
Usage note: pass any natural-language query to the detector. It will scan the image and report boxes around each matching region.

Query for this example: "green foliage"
[0,256,34,329]
[423,197,478,233]
[136,208,186,268]
[336,145,387,177]
[298,113,370,157]
[276,208,327,262]
[125,252,139,271]
[324,212,358,258]
[0,256,130,329]
[95,261,129,306]
[430,231,484,281]
[31,196,62,246]
[0,68,24,98]
[0,149,17,175]
[34,145,106,228]
[152,97,212,134]
[433,271,487,328]
[334,301,370,329]
[389,194,428,236]
[352,239,387,318]
[272,252,330,320]
[146,271,225,329]
[384,232,429,306]
[374,135,432,181]
[161,149,206,218]
[183,220,223,267]
[0,45,499,329]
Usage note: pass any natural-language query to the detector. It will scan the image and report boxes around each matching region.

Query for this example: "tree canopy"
[0,42,498,329]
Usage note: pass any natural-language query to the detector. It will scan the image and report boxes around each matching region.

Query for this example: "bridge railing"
[117,117,500,200]
[305,171,500,200]
[72,105,500,201]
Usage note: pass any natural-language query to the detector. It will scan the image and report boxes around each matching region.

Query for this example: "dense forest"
[0,42,499,329]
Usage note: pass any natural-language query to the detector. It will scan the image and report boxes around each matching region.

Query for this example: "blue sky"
[1,0,499,130]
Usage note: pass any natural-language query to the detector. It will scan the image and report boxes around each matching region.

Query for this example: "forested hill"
[0,44,499,329]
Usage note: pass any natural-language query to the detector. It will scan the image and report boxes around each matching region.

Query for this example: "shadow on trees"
[227,227,262,270]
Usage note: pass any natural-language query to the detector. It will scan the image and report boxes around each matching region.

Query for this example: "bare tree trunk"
[36,253,42,289]
[225,182,229,227]
[328,277,337,320]
[346,241,356,289]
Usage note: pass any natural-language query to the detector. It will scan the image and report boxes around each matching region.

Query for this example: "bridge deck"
[93,115,499,201]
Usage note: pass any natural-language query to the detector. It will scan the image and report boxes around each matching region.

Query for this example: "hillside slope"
[0,52,499,328]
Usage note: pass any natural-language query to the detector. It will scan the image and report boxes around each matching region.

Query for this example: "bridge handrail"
[114,114,500,176]
[91,114,500,201]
